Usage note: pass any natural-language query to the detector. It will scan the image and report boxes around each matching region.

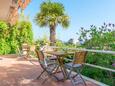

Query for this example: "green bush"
[0,21,11,54]
[0,21,33,55]
[77,23,115,86]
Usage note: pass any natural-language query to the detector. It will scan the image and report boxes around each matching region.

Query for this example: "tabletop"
[45,51,74,56]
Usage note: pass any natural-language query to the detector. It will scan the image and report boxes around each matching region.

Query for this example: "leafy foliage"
[78,23,115,50]
[77,23,115,85]
[0,21,11,54]
[35,1,69,27]
[0,21,33,54]
[18,21,33,45]
[35,36,49,49]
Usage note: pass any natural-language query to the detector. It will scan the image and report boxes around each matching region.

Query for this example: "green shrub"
[0,21,33,55]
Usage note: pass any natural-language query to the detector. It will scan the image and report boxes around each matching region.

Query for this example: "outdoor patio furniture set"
[35,48,88,86]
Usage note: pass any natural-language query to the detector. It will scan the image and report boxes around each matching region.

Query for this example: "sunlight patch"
[20,79,32,84]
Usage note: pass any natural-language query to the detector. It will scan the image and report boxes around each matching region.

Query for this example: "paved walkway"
[0,57,98,86]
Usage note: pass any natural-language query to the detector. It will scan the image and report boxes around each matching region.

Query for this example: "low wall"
[0,54,18,58]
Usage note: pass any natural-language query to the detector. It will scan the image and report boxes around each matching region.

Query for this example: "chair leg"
[69,68,86,86]
[47,65,59,81]
[79,74,87,86]
[77,69,87,86]
[67,67,73,79]
[70,77,76,86]
[42,71,58,84]
[42,75,49,84]
[39,64,60,84]
[42,65,59,84]
[42,69,59,84]
[36,70,45,79]
[53,65,60,73]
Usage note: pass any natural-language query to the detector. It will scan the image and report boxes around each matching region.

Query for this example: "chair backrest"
[73,51,87,64]
[22,43,30,51]
[35,49,50,71]
[35,49,44,62]
[40,45,54,52]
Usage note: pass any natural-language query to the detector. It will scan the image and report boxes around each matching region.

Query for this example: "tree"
[67,38,74,44]
[35,1,69,46]
[78,23,115,50]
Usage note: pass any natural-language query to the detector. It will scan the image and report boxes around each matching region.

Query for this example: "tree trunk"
[50,25,56,46]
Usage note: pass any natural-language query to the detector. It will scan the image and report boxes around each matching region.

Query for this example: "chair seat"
[40,60,57,66]
[49,56,57,60]
[65,63,82,68]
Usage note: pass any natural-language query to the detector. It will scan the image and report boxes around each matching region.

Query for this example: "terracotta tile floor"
[0,57,98,86]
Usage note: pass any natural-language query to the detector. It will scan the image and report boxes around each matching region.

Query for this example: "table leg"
[57,56,68,80]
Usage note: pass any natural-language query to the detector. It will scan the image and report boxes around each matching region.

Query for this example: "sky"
[24,0,115,42]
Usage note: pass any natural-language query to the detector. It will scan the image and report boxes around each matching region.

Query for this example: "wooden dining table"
[45,51,74,80]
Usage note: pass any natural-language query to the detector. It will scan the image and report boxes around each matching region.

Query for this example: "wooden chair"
[40,45,58,60]
[65,51,87,86]
[17,43,31,61]
[35,49,59,84]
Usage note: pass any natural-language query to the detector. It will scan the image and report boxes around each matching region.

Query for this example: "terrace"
[0,56,99,86]
[0,48,114,86]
